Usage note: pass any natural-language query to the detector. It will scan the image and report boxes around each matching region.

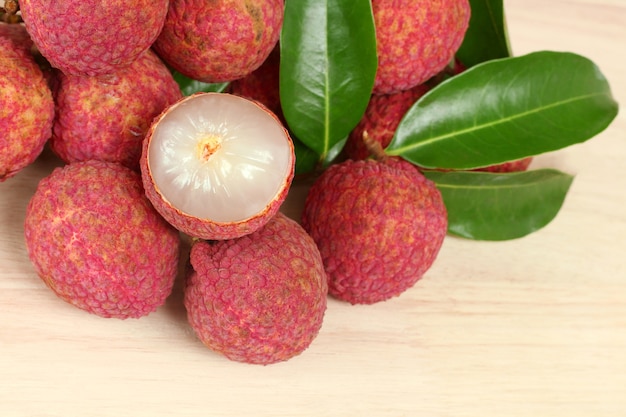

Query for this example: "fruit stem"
[362,131,388,162]
[0,0,22,23]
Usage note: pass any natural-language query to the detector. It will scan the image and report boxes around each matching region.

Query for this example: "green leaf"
[387,51,619,170]
[293,138,319,175]
[279,0,377,161]
[424,169,575,240]
[292,135,346,175]
[456,0,511,67]
[172,71,229,96]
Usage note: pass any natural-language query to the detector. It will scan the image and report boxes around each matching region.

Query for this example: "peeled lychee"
[372,0,470,94]
[140,92,295,240]
[153,0,283,83]
[24,160,181,319]
[344,84,430,160]
[185,212,328,365]
[19,0,168,76]
[0,22,54,181]
[50,49,182,170]
[302,158,447,304]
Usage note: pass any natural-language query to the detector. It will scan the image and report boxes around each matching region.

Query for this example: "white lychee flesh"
[143,93,294,239]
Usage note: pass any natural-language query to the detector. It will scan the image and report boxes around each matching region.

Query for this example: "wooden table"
[2,1,625,415]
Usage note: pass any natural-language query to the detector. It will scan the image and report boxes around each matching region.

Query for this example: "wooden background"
[1,1,625,415]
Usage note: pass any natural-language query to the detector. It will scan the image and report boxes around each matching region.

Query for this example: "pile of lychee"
[1,0,525,365]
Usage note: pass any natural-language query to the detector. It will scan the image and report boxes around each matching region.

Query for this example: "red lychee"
[50,50,182,170]
[372,0,470,94]
[344,84,430,160]
[227,45,285,124]
[184,212,328,365]
[19,0,168,76]
[302,158,447,304]
[24,160,181,319]
[0,22,54,181]
[473,157,534,173]
[153,0,284,83]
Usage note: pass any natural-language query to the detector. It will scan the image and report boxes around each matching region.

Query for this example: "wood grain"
[1,1,625,415]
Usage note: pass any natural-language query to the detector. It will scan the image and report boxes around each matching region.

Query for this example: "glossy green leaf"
[280,0,377,161]
[172,71,229,96]
[387,51,619,170]
[456,0,511,67]
[423,169,574,240]
[292,135,346,175]
[293,138,319,175]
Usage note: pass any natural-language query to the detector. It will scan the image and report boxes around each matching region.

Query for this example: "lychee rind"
[372,0,470,94]
[184,212,328,365]
[50,50,182,170]
[0,23,54,181]
[344,84,430,160]
[302,158,447,304]
[474,157,534,173]
[140,93,295,241]
[19,0,168,76]
[24,160,181,319]
[227,45,285,124]
[153,0,284,83]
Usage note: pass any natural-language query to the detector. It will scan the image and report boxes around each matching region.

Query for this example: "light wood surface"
[2,1,625,416]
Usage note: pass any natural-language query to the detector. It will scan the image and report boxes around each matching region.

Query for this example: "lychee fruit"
[473,157,534,173]
[50,49,182,170]
[184,212,328,365]
[19,0,168,76]
[227,45,285,124]
[372,0,470,94]
[302,158,447,304]
[344,83,430,160]
[24,160,181,319]
[140,92,295,240]
[0,22,54,181]
[153,0,284,83]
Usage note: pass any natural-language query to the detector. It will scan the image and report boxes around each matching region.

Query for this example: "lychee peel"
[19,0,168,76]
[474,157,534,173]
[0,23,54,181]
[184,212,328,365]
[372,0,470,94]
[24,160,181,319]
[345,84,430,160]
[50,50,182,170]
[141,93,295,241]
[227,45,285,124]
[302,158,448,304]
[153,0,284,83]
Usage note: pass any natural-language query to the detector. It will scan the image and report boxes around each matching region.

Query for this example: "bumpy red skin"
[24,161,181,319]
[345,84,430,160]
[302,158,447,304]
[185,212,328,365]
[473,157,533,173]
[372,0,470,94]
[227,45,285,124]
[50,50,182,171]
[0,23,54,181]
[19,0,167,76]
[153,0,283,83]
[140,93,295,241]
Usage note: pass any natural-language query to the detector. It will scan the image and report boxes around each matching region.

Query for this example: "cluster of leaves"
[176,0,619,241]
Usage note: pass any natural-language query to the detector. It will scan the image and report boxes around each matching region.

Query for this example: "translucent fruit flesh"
[148,93,292,223]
